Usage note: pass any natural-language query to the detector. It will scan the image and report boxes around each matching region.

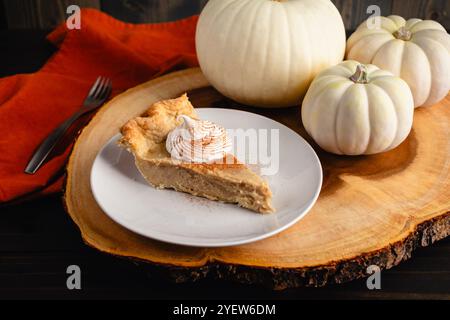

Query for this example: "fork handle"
[25,110,85,174]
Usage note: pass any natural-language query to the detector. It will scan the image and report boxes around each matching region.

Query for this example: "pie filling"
[135,157,274,213]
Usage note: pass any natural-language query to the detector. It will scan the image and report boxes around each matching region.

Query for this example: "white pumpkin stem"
[350,65,369,84]
[394,26,412,41]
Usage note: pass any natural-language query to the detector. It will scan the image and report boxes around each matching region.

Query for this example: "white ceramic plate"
[91,109,322,247]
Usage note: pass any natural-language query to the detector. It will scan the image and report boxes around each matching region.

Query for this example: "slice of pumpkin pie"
[118,94,274,213]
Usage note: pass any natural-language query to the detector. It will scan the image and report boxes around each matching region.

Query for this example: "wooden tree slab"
[64,68,450,289]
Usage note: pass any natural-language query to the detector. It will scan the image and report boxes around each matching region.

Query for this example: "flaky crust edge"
[118,94,198,157]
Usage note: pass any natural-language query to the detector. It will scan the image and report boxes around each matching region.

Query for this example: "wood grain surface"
[64,68,450,289]
[2,0,449,30]
[2,194,449,299]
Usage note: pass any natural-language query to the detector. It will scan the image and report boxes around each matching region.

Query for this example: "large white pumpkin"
[347,15,450,108]
[302,60,414,155]
[196,0,346,108]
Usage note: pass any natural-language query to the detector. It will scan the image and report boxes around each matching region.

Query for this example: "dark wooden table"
[1,30,449,300]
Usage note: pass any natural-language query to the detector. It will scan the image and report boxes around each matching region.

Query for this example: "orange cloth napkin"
[0,9,198,204]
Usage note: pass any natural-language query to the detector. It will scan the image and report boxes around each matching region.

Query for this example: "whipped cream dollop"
[166,115,232,163]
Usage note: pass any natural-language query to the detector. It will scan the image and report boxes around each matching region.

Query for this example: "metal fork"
[25,76,112,174]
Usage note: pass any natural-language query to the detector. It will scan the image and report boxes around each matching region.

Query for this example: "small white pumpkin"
[301,60,414,155]
[347,15,450,108]
[196,0,346,108]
